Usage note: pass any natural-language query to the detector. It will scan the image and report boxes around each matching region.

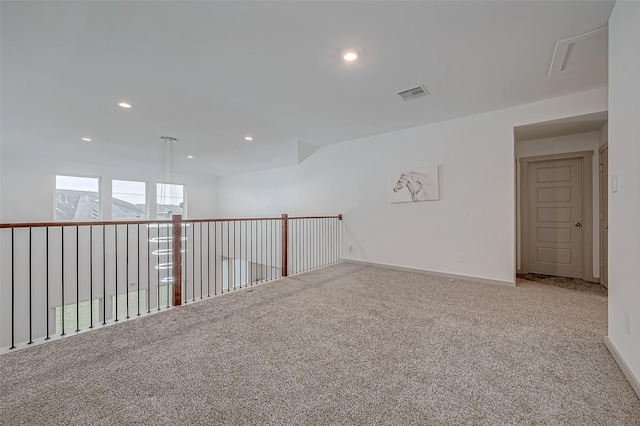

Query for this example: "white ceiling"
[514,111,608,142]
[1,1,613,176]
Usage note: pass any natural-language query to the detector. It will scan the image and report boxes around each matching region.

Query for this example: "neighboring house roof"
[56,190,146,220]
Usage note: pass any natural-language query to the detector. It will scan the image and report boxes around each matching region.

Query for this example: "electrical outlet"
[624,311,631,335]
[456,253,464,263]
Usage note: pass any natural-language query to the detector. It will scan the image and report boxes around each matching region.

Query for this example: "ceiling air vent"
[548,26,608,77]
[398,85,429,101]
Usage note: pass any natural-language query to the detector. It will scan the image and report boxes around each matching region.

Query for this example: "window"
[111,286,173,314]
[157,284,173,308]
[55,299,101,333]
[156,183,184,219]
[222,258,249,290]
[55,175,100,220]
[112,290,148,318]
[112,180,146,220]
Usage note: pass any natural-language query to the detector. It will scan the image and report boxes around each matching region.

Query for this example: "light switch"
[611,173,619,193]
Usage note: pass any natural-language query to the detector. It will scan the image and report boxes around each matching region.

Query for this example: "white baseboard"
[342,259,514,287]
[604,336,640,400]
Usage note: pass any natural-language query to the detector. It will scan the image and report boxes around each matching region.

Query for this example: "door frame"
[520,151,595,281]
[599,143,608,287]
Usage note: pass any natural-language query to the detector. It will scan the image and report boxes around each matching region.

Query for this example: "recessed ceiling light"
[118,102,132,109]
[343,49,359,62]
[81,137,92,142]
[187,155,194,159]
[244,136,253,141]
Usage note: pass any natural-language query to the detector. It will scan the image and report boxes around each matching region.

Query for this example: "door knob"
[574,222,582,228]
[604,225,608,230]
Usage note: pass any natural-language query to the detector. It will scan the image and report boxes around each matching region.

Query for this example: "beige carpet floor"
[1,263,639,425]
[516,273,608,296]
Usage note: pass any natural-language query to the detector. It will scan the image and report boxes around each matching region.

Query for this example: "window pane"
[158,284,172,308]
[55,175,100,220]
[112,290,148,318]
[55,299,100,334]
[223,259,229,290]
[156,183,184,219]
[222,258,248,290]
[112,180,146,220]
[235,259,248,286]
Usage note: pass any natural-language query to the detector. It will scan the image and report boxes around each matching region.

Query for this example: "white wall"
[218,87,608,285]
[607,0,640,395]
[515,132,601,278]
[600,122,608,146]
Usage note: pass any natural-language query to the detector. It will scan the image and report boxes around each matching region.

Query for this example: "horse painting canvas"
[391,166,439,203]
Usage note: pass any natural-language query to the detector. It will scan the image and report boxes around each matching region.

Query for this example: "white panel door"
[527,158,583,278]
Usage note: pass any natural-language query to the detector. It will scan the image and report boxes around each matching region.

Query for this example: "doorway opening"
[514,111,608,290]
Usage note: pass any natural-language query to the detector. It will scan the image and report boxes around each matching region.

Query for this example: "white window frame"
[54,174,102,221]
[156,182,186,219]
[111,179,148,220]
